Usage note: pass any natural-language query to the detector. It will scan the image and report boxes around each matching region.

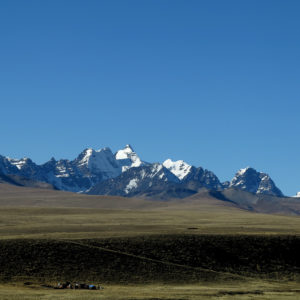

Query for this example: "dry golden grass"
[0,280,300,300]
[0,183,300,239]
[0,206,300,240]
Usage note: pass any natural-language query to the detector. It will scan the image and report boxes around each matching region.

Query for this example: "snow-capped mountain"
[0,155,20,174]
[229,167,283,197]
[74,147,121,178]
[0,145,146,193]
[89,158,224,199]
[115,144,147,171]
[0,146,286,198]
[163,158,223,191]
[88,163,180,197]
[163,159,192,180]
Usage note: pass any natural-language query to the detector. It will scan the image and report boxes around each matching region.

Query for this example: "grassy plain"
[1,183,300,238]
[1,206,300,240]
[0,184,300,299]
[1,281,300,300]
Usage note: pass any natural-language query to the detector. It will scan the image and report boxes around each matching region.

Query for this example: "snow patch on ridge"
[237,167,250,176]
[125,178,139,194]
[150,164,163,177]
[7,158,29,170]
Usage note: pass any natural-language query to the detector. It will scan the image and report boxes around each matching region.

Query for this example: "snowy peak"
[0,147,287,198]
[0,145,148,194]
[115,144,134,159]
[236,166,251,176]
[115,144,144,171]
[163,159,192,180]
[75,147,120,178]
[76,148,94,166]
[163,159,222,190]
[230,167,283,197]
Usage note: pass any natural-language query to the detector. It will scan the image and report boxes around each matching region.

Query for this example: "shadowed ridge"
[0,173,56,190]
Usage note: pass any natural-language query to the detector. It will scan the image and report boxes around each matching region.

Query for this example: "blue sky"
[1,0,300,195]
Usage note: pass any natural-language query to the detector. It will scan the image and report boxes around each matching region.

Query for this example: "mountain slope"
[163,159,192,180]
[163,159,223,191]
[208,188,300,215]
[0,145,147,193]
[182,166,223,190]
[0,173,55,189]
[0,146,287,200]
[229,167,283,197]
[115,144,147,171]
[88,163,181,198]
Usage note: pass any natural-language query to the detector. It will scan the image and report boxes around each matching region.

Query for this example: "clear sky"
[1,0,300,195]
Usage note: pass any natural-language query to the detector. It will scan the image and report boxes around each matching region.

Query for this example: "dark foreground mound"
[0,235,300,283]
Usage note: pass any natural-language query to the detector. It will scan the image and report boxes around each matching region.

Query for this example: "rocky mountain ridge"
[0,145,284,198]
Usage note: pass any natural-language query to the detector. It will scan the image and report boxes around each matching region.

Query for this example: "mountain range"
[0,145,288,200]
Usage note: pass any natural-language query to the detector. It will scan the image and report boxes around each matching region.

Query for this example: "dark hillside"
[87,235,300,278]
[0,173,55,189]
[0,239,222,283]
[1,235,300,284]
